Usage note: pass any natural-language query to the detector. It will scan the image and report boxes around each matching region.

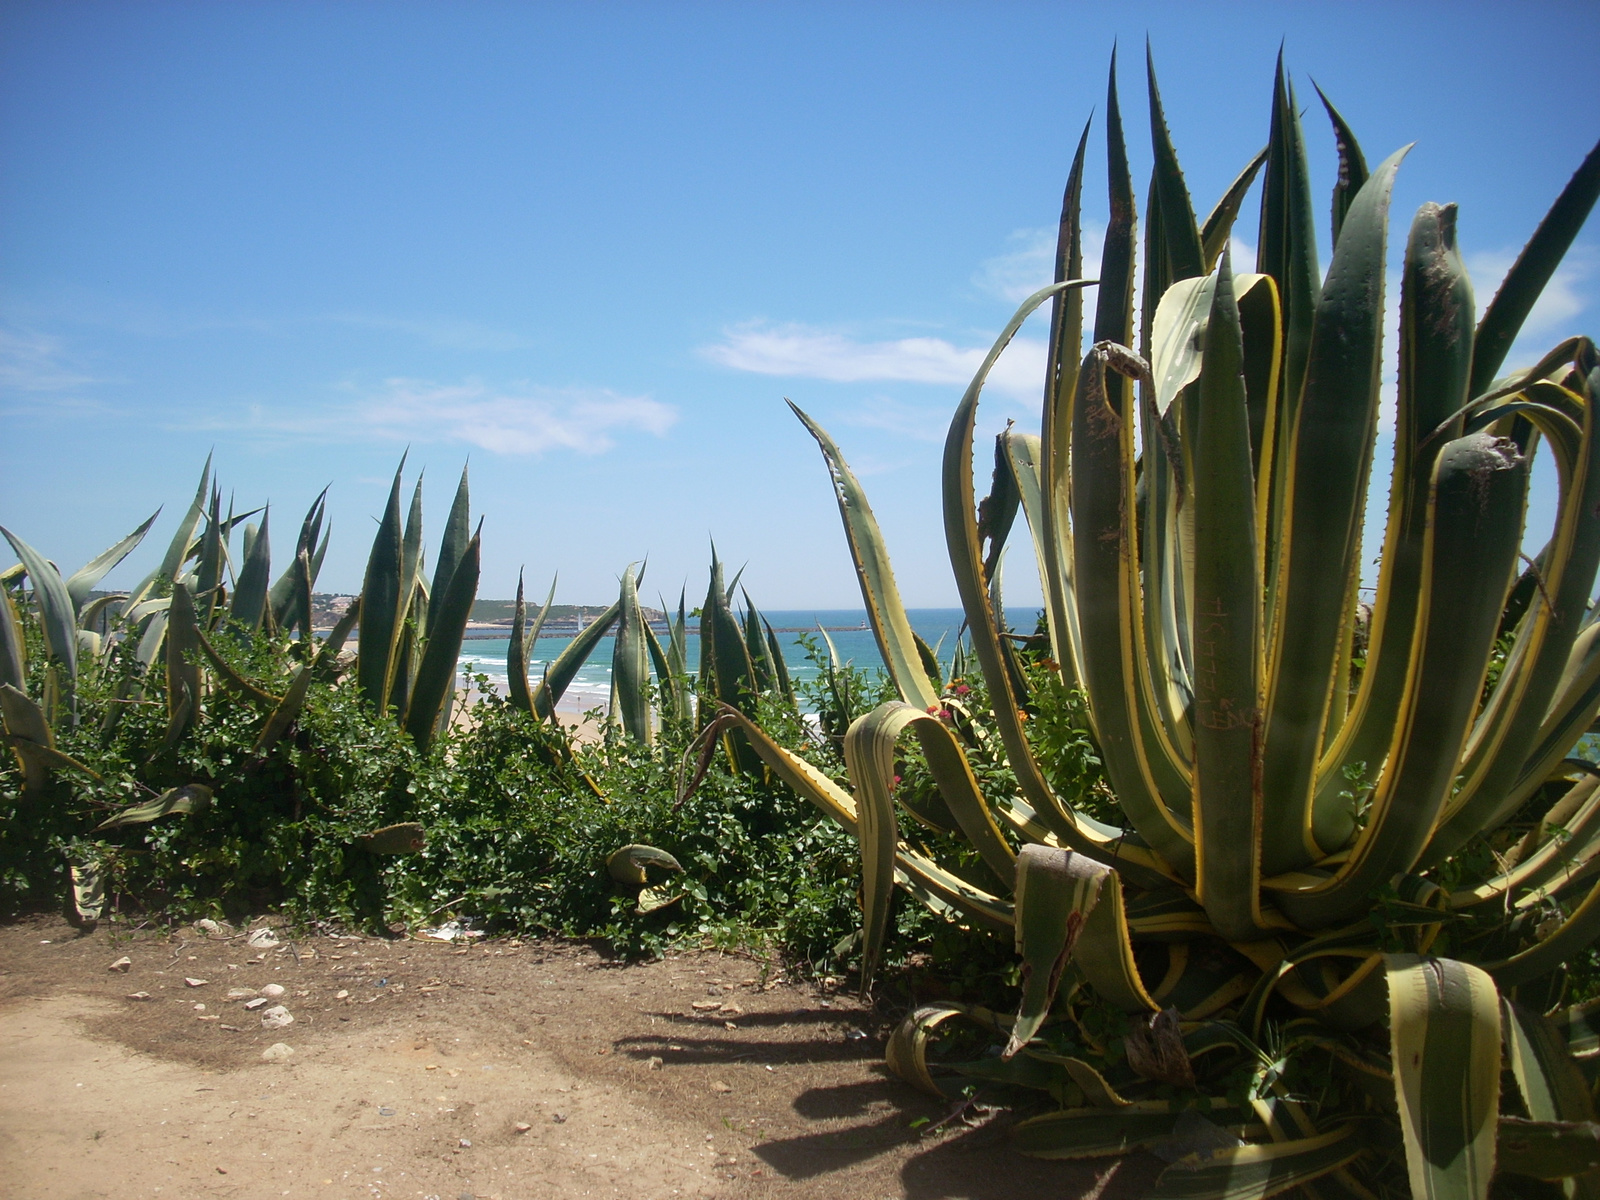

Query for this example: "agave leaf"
[1428,366,1600,863]
[1258,146,1408,876]
[76,593,127,637]
[1255,56,1320,424]
[1015,1105,1246,1161]
[1310,201,1476,852]
[253,663,315,754]
[0,525,78,716]
[268,488,326,630]
[356,823,426,854]
[788,403,940,712]
[764,618,797,708]
[193,488,224,627]
[531,600,619,722]
[1065,335,1197,879]
[427,464,471,644]
[1200,146,1269,271]
[0,583,26,691]
[1004,844,1108,1056]
[1503,999,1598,1156]
[697,551,762,773]
[1149,1122,1363,1200]
[1497,1117,1600,1182]
[1144,43,1204,285]
[1313,83,1369,248]
[70,857,105,926]
[229,507,271,631]
[636,885,683,915]
[322,595,360,659]
[0,680,52,752]
[156,453,212,583]
[1075,868,1165,1014]
[1185,252,1269,939]
[357,458,408,713]
[606,844,683,887]
[642,620,678,723]
[97,783,213,830]
[1386,955,1500,1200]
[1038,120,1092,684]
[841,702,905,990]
[403,523,480,751]
[1150,270,1275,417]
[885,1002,1011,1099]
[610,565,652,744]
[65,510,159,616]
[134,608,168,673]
[740,588,776,696]
[163,582,203,749]
[194,623,283,706]
[1489,866,1600,989]
[507,571,556,717]
[1472,136,1600,396]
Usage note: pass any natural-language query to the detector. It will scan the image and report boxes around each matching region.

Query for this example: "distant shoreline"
[319,622,875,640]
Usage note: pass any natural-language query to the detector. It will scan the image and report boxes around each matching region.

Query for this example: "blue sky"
[3,1,1597,608]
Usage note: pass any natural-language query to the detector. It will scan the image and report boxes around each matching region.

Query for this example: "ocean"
[454,607,1043,713]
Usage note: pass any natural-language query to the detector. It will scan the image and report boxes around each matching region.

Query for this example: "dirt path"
[0,915,1157,1200]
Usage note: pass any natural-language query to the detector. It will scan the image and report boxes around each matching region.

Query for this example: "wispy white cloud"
[702,321,1047,402]
[973,223,1108,303]
[321,314,533,353]
[1467,246,1593,347]
[211,379,676,455]
[840,396,952,443]
[0,327,100,393]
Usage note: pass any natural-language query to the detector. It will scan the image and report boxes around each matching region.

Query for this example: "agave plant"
[703,50,1600,1197]
[354,457,481,750]
[1,459,360,921]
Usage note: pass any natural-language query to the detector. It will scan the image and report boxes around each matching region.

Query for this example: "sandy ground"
[0,914,1160,1200]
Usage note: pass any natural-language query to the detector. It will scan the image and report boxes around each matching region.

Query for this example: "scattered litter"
[421,920,484,942]
[216,1166,228,1174]
[193,1003,207,1012]
[846,1028,868,1041]
[108,957,132,973]
[259,983,286,998]
[457,1138,472,1148]
[195,919,222,935]
[246,929,280,949]
[226,988,256,1000]
[711,1080,732,1094]
[184,977,208,988]
[219,1024,241,1031]
[243,997,269,1010]
[260,1005,294,1029]
[690,1001,720,1011]
[724,1021,738,1031]
[335,990,350,1000]
[261,1043,294,1062]
[378,1108,395,1117]
[126,991,151,1001]
[425,1064,439,1070]
[646,1056,663,1071]
[552,1112,567,1123]
[719,1004,744,1016]
[513,1121,531,1133]
[198,1014,219,1022]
